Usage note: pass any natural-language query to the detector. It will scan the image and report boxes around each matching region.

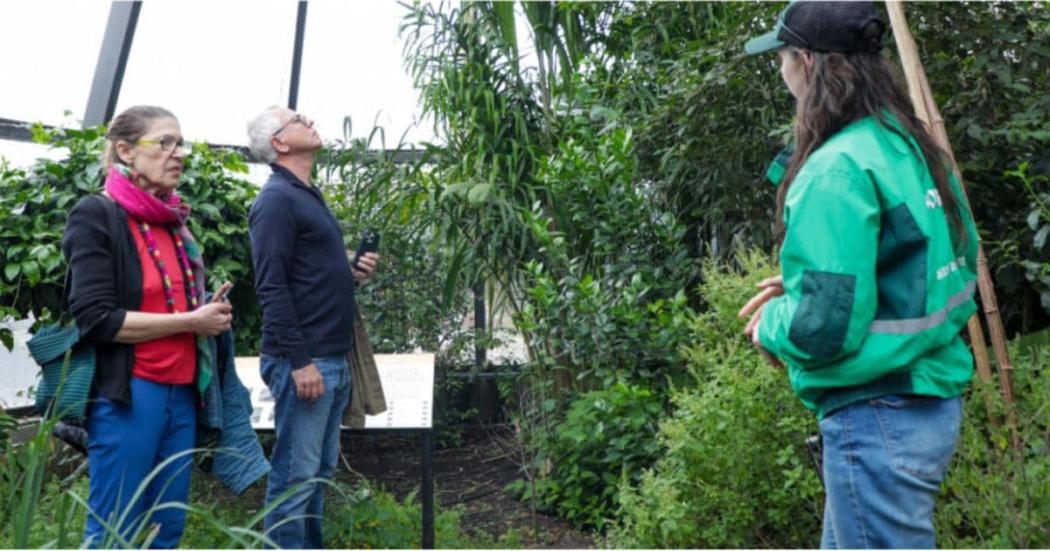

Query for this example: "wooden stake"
[885,1,1017,439]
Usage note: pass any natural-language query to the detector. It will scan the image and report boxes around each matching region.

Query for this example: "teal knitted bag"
[29,195,121,421]
[28,324,95,420]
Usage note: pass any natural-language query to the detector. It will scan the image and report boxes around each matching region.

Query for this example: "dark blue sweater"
[248,164,355,370]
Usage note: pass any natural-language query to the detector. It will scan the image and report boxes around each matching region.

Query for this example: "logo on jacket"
[925,189,943,209]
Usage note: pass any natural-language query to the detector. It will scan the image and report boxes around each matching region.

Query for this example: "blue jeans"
[84,377,196,548]
[261,354,351,549]
[820,394,962,549]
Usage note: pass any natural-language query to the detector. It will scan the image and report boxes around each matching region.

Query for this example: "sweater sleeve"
[758,169,880,369]
[62,196,127,343]
[249,190,312,370]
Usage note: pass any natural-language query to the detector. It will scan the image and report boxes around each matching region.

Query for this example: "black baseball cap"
[745,1,886,55]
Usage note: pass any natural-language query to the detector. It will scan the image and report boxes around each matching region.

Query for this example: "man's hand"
[292,363,325,401]
[352,252,380,284]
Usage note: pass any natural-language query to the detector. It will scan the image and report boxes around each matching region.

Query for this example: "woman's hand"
[191,301,233,336]
[211,281,233,303]
[738,276,784,321]
[738,275,784,368]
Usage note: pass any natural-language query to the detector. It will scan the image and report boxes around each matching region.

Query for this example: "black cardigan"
[62,195,142,406]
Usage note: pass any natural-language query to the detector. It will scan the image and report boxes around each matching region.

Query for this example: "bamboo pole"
[884,2,999,426]
[886,1,1017,440]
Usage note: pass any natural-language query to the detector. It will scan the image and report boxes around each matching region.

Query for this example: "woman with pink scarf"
[62,105,232,547]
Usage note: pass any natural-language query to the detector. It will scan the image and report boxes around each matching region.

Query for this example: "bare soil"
[338,426,596,549]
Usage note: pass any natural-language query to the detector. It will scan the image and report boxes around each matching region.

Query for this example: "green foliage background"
[0,1,1047,548]
[0,126,260,353]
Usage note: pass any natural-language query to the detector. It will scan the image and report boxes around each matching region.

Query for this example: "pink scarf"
[104,165,207,302]
[104,165,190,225]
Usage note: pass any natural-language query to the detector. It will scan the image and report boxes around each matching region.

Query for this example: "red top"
[128,219,197,385]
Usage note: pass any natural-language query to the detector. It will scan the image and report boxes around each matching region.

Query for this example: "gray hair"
[246,106,285,164]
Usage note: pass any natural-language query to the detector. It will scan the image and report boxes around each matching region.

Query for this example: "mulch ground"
[338,425,596,549]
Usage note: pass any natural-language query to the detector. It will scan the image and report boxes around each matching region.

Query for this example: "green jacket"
[759,116,979,418]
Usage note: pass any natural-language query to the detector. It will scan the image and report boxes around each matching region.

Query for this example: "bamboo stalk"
[885,1,1017,435]
[967,312,1001,428]
[916,73,1019,418]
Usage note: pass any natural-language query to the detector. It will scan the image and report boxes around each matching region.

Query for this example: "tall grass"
[1,405,57,547]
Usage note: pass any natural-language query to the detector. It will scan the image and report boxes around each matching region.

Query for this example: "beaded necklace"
[135,221,199,313]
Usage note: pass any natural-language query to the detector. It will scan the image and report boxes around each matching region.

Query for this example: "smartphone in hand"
[212,281,234,303]
[352,229,380,271]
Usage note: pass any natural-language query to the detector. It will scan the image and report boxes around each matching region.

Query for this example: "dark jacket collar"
[269,162,313,190]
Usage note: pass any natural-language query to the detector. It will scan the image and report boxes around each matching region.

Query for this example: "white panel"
[117,0,298,146]
[0,2,110,125]
[297,1,433,147]
[236,353,435,430]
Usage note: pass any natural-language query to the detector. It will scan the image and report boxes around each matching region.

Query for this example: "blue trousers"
[84,377,197,548]
[820,394,962,549]
[261,354,351,549]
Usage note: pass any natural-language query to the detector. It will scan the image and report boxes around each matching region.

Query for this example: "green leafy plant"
[177,143,260,354]
[515,125,696,391]
[912,1,1050,332]
[324,483,521,549]
[319,121,474,358]
[610,252,822,548]
[585,2,787,264]
[1006,162,1050,315]
[0,125,260,354]
[0,126,105,340]
[516,382,663,530]
[935,341,1050,548]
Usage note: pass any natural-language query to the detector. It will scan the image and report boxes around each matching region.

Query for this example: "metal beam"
[0,118,39,142]
[288,1,309,110]
[83,1,142,128]
[1,117,426,165]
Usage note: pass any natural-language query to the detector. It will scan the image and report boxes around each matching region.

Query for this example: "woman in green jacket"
[738,2,979,548]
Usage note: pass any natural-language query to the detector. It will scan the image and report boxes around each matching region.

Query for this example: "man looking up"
[247,106,379,549]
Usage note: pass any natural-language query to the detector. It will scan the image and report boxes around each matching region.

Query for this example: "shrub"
[935,338,1050,548]
[324,484,521,549]
[611,251,1050,548]
[523,382,663,530]
[515,126,697,391]
[609,252,823,548]
[1007,162,1050,316]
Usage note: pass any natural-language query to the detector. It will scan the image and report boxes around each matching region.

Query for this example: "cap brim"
[745,30,785,55]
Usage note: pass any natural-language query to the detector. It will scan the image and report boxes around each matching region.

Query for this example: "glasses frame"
[272,113,309,137]
[135,136,190,153]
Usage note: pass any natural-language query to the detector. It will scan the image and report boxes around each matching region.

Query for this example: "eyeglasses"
[136,136,191,153]
[272,113,312,137]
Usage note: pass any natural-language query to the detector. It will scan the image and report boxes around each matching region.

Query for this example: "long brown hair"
[102,105,177,169]
[776,34,966,247]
